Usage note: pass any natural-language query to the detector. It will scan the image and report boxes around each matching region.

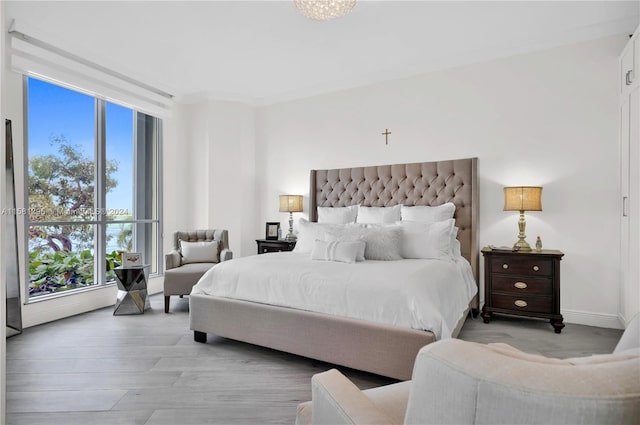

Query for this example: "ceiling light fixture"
[293,0,357,21]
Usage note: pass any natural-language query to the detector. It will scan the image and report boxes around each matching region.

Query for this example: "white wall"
[252,35,628,329]
[172,99,258,257]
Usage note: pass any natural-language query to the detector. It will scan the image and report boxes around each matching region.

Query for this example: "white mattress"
[191,252,477,339]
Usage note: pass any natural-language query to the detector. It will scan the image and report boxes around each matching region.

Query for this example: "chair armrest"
[165,251,181,270]
[311,369,396,425]
[220,248,233,262]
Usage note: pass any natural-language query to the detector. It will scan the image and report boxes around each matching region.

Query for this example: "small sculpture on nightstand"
[535,236,543,252]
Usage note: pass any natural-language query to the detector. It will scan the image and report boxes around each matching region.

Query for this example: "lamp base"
[513,210,531,251]
[286,212,297,241]
[512,239,532,252]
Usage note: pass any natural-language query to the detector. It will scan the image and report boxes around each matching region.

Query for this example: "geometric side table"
[113,265,151,315]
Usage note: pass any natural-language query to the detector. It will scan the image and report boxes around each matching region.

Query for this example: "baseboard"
[562,309,624,329]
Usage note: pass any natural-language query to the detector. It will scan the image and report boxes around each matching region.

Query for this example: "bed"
[189,158,478,380]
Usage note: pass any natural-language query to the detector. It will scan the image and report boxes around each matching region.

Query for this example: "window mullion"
[95,99,106,285]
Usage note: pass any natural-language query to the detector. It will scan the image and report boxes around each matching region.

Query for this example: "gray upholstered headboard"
[309,158,479,288]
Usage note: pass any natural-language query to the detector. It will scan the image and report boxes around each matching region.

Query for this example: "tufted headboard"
[309,158,479,288]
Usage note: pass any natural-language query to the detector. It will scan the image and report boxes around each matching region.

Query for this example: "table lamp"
[279,195,303,241]
[503,186,542,252]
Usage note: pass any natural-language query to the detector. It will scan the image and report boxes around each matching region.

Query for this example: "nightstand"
[256,239,296,254]
[481,247,565,333]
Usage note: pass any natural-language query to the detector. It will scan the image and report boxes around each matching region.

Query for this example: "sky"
[27,77,134,213]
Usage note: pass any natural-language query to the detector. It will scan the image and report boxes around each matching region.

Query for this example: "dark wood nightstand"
[481,247,565,333]
[256,239,296,254]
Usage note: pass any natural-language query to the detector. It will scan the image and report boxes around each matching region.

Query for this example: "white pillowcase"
[356,205,401,224]
[310,239,366,264]
[293,218,335,253]
[398,219,456,261]
[317,205,358,224]
[401,203,456,223]
[180,240,220,264]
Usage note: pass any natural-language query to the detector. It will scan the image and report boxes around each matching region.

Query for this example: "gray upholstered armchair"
[297,314,640,425]
[163,229,232,313]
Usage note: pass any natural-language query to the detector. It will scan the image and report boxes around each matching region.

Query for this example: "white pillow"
[324,226,366,261]
[401,203,456,223]
[317,205,358,224]
[324,224,402,261]
[310,239,365,264]
[294,218,341,253]
[398,219,456,261]
[180,240,220,264]
[363,225,403,260]
[356,205,401,224]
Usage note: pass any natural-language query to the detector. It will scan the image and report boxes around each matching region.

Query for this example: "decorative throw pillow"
[317,205,359,224]
[401,203,456,223]
[356,205,401,224]
[325,223,402,261]
[310,239,366,264]
[324,226,366,261]
[398,219,456,261]
[180,240,221,264]
[293,218,342,253]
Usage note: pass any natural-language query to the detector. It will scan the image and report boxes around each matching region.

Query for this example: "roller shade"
[9,26,172,118]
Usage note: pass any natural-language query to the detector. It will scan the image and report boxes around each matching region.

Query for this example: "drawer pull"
[514,300,528,308]
[514,281,528,289]
[502,264,509,270]
[532,265,540,272]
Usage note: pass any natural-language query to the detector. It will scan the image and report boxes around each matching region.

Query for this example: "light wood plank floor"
[6,294,622,425]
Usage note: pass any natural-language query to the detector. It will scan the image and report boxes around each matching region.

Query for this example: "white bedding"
[191,252,477,339]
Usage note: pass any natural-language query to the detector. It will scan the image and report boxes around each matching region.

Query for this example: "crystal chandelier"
[293,0,357,21]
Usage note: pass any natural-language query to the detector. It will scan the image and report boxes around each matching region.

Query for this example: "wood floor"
[6,294,622,425]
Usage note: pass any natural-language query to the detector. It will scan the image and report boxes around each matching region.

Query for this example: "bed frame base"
[190,293,443,380]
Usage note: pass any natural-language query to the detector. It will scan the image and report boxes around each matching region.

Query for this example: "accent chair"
[163,229,232,313]
[296,314,640,425]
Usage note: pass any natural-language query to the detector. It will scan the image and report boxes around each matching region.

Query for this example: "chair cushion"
[164,263,215,296]
[180,240,221,264]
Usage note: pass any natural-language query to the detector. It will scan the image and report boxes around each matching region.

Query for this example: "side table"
[256,239,296,254]
[114,265,151,315]
[480,247,564,333]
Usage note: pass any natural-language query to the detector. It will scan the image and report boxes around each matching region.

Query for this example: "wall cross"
[381,128,392,145]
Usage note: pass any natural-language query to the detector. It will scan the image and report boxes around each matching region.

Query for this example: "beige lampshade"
[503,186,543,212]
[279,195,304,213]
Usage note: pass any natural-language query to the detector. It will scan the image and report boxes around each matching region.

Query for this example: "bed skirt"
[190,294,469,380]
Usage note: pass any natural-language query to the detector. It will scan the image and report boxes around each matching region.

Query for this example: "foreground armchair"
[163,229,232,313]
[297,315,640,425]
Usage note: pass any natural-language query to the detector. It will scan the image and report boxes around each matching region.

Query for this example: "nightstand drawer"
[491,275,553,296]
[490,257,552,276]
[491,293,553,314]
[491,294,553,313]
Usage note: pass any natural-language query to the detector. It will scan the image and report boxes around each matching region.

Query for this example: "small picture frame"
[265,222,280,240]
[122,252,142,267]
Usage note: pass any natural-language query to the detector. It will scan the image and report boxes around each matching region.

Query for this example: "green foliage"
[29,250,123,297]
[28,134,119,251]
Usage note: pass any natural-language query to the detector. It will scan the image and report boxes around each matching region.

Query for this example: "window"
[26,77,162,299]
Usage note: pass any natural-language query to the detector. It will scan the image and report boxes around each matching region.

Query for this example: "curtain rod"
[8,20,173,100]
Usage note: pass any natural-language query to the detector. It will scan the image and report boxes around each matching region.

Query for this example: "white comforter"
[191,252,477,339]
